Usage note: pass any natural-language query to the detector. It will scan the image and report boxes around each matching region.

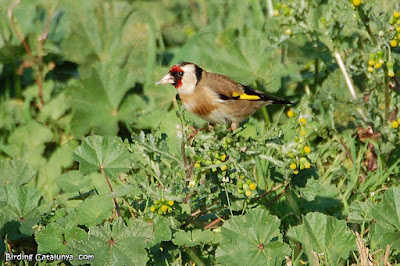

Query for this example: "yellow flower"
[189,180,196,187]
[221,154,227,161]
[304,146,311,154]
[290,163,297,170]
[305,162,311,169]
[299,117,306,125]
[394,11,400,18]
[161,205,168,212]
[249,183,257,190]
[353,0,361,7]
[287,109,294,118]
[150,206,156,212]
[220,165,228,171]
[168,200,174,206]
[367,66,374,73]
[194,163,201,168]
[391,39,398,47]
[245,190,252,197]
[293,169,299,175]
[392,121,399,129]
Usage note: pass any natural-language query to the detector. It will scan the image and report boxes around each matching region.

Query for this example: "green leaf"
[75,195,114,227]
[38,90,71,122]
[62,2,157,137]
[348,200,373,224]
[73,135,131,178]
[58,170,92,193]
[68,64,136,137]
[37,142,75,203]
[1,186,41,236]
[148,216,172,247]
[36,222,87,254]
[287,212,356,263]
[216,208,290,266]
[63,1,156,84]
[172,229,215,247]
[0,159,36,187]
[7,121,53,168]
[371,187,400,250]
[298,179,341,213]
[70,218,152,266]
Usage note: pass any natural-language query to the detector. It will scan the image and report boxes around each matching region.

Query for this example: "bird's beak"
[156,73,174,86]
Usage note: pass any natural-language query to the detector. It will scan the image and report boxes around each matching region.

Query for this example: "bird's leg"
[187,127,199,140]
[187,123,215,140]
[229,123,239,131]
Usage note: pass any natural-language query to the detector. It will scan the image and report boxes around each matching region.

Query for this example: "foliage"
[1,0,400,265]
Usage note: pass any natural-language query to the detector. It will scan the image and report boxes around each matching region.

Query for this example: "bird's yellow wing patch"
[232,92,261,100]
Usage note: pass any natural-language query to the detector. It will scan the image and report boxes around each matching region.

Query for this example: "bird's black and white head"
[156,62,203,94]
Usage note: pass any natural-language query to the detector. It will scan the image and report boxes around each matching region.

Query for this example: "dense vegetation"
[1,0,400,265]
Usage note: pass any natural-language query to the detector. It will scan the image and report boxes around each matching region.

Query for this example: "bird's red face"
[156,64,185,89]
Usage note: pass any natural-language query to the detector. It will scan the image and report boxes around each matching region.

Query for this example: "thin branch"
[139,141,185,167]
[7,0,34,60]
[181,137,188,167]
[334,50,367,121]
[312,251,321,266]
[100,166,121,217]
[265,183,288,209]
[254,181,288,201]
[356,7,378,46]
[384,66,390,120]
[186,161,195,180]
[384,245,391,266]
[38,0,52,44]
[314,58,319,92]
[7,0,48,107]
[183,247,206,266]
[204,218,221,230]
[356,6,390,120]
[181,199,220,228]
[266,0,274,18]
[339,137,354,164]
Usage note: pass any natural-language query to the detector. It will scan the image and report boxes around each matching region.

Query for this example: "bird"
[156,62,293,130]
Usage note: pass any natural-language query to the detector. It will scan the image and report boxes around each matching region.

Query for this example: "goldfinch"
[156,62,293,130]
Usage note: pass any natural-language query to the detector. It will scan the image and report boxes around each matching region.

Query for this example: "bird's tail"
[262,94,293,105]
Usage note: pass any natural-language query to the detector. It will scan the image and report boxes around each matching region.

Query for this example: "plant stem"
[254,181,288,201]
[8,0,48,107]
[261,106,271,125]
[356,8,378,46]
[284,186,301,217]
[334,50,367,121]
[139,141,185,167]
[183,247,206,266]
[356,6,390,120]
[266,0,274,18]
[100,166,121,217]
[204,218,221,230]
[223,182,233,216]
[314,58,319,93]
[384,66,389,120]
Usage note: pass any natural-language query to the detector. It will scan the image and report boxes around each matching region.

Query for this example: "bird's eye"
[178,71,184,77]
